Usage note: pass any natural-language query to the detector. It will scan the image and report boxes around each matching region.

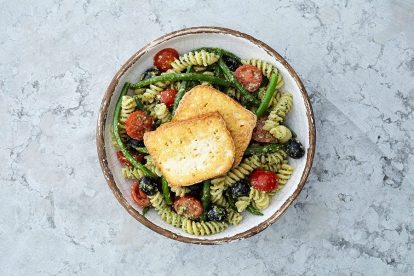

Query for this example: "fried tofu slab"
[173,85,257,167]
[144,112,235,186]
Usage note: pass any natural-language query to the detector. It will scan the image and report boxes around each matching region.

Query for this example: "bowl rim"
[96,26,316,245]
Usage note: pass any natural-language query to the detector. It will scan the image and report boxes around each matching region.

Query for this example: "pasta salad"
[111,47,305,236]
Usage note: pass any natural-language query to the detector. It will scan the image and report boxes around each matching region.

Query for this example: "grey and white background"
[1,0,413,275]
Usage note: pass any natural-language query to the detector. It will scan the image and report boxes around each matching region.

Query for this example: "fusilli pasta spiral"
[171,186,189,197]
[157,206,183,227]
[277,162,294,185]
[222,155,262,187]
[154,103,172,124]
[249,188,270,210]
[210,178,227,206]
[235,196,251,212]
[227,209,243,225]
[148,192,167,210]
[119,95,136,138]
[170,50,219,72]
[241,59,284,89]
[259,150,288,172]
[133,88,145,96]
[270,125,292,143]
[121,166,146,179]
[181,218,228,236]
[263,93,293,140]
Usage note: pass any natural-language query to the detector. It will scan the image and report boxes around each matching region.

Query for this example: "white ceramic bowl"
[97,27,316,244]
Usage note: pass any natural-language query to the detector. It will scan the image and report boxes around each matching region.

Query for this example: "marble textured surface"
[1,0,413,275]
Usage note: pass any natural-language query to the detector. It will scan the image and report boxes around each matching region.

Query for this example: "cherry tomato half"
[252,117,275,143]
[159,89,178,109]
[116,151,144,167]
[154,48,179,72]
[234,64,263,92]
[125,111,153,140]
[131,181,150,207]
[173,196,203,220]
[250,169,279,192]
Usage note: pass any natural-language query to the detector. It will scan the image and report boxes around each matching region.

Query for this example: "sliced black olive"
[140,68,160,81]
[139,176,158,196]
[187,182,203,197]
[260,76,269,87]
[230,179,250,198]
[284,139,305,159]
[222,55,240,71]
[126,138,145,148]
[206,205,227,222]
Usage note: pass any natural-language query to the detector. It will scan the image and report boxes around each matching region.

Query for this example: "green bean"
[172,66,192,114]
[225,191,237,211]
[195,47,242,63]
[255,73,278,118]
[130,73,231,89]
[214,63,221,77]
[112,83,157,178]
[128,146,148,154]
[162,177,172,205]
[244,143,284,155]
[246,205,263,216]
[200,180,211,221]
[218,58,260,106]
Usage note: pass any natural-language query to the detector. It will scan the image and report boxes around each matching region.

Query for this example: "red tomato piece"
[173,196,203,220]
[159,89,178,109]
[252,117,275,143]
[125,111,153,140]
[116,151,144,167]
[154,48,179,72]
[116,151,130,166]
[131,151,145,163]
[250,169,279,192]
[234,64,263,92]
[131,181,150,207]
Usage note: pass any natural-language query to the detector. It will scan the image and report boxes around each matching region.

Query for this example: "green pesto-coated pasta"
[226,208,243,225]
[263,93,293,140]
[121,166,145,179]
[181,218,228,236]
[153,103,172,124]
[249,188,270,210]
[277,162,294,185]
[170,186,189,197]
[171,50,219,72]
[259,150,288,172]
[112,46,305,237]
[235,196,251,212]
